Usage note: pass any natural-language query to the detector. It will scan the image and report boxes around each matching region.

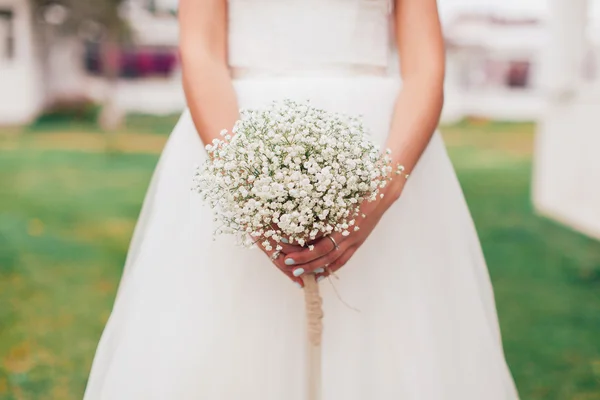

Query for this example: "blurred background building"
[533,0,600,242]
[443,14,545,123]
[0,0,567,125]
[0,0,182,126]
[0,0,41,124]
[1,0,599,123]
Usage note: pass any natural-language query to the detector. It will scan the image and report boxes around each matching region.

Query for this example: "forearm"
[181,52,239,146]
[387,78,443,172]
[379,75,444,203]
[382,0,444,199]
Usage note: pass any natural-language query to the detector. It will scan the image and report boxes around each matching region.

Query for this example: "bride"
[84,0,519,398]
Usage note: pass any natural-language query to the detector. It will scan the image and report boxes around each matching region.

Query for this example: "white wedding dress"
[84,0,519,399]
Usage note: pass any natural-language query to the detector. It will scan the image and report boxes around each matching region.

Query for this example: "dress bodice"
[228,0,394,76]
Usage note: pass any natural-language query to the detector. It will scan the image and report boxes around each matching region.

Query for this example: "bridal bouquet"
[193,99,394,399]
[193,100,394,249]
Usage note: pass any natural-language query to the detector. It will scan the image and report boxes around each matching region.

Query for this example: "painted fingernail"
[314,267,325,274]
[293,268,305,277]
[294,282,303,289]
[317,275,325,283]
[281,237,289,244]
[285,258,295,266]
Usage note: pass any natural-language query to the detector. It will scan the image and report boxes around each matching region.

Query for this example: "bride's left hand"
[282,179,407,279]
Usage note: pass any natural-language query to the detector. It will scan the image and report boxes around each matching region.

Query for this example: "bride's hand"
[281,179,407,280]
[258,237,307,287]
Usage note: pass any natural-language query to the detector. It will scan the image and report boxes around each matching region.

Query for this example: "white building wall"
[85,73,186,116]
[0,0,43,125]
[45,37,89,99]
[533,0,600,240]
[442,20,548,123]
[534,96,600,240]
[114,76,185,115]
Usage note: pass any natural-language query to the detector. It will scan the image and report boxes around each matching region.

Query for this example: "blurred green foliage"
[123,113,181,135]
[23,112,180,136]
[29,99,102,132]
[0,118,599,399]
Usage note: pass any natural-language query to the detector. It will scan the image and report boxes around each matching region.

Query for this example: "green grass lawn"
[1,119,599,399]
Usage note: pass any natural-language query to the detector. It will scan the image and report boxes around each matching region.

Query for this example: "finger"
[315,246,357,280]
[280,236,314,250]
[328,246,357,273]
[265,236,303,254]
[276,227,325,246]
[272,254,305,288]
[296,242,347,273]
[278,241,304,254]
[261,239,304,287]
[267,225,306,254]
[283,233,343,267]
[306,231,326,244]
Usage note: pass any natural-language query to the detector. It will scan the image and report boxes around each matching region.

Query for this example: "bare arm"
[179,0,239,145]
[386,0,445,197]
[180,0,306,284]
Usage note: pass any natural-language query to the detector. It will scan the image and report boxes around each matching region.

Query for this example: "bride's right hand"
[259,238,306,288]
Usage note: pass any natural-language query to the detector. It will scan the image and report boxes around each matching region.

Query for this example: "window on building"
[84,42,179,79]
[506,61,530,89]
[0,9,15,61]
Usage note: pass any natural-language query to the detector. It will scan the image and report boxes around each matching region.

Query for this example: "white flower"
[192,100,393,248]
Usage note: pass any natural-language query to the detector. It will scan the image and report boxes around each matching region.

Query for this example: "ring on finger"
[271,250,282,260]
[327,235,340,251]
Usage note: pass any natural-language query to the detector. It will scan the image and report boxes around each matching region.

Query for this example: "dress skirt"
[83,76,519,400]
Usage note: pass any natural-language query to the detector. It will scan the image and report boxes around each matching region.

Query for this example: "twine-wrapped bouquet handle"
[302,274,324,400]
[302,274,324,346]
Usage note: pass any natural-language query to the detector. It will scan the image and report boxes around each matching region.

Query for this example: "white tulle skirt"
[84,76,519,399]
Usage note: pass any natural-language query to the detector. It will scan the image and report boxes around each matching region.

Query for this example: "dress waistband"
[229,64,390,79]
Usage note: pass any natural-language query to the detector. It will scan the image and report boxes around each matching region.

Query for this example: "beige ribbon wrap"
[302,274,324,400]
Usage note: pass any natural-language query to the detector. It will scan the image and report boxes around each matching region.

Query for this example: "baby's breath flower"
[192,100,392,247]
